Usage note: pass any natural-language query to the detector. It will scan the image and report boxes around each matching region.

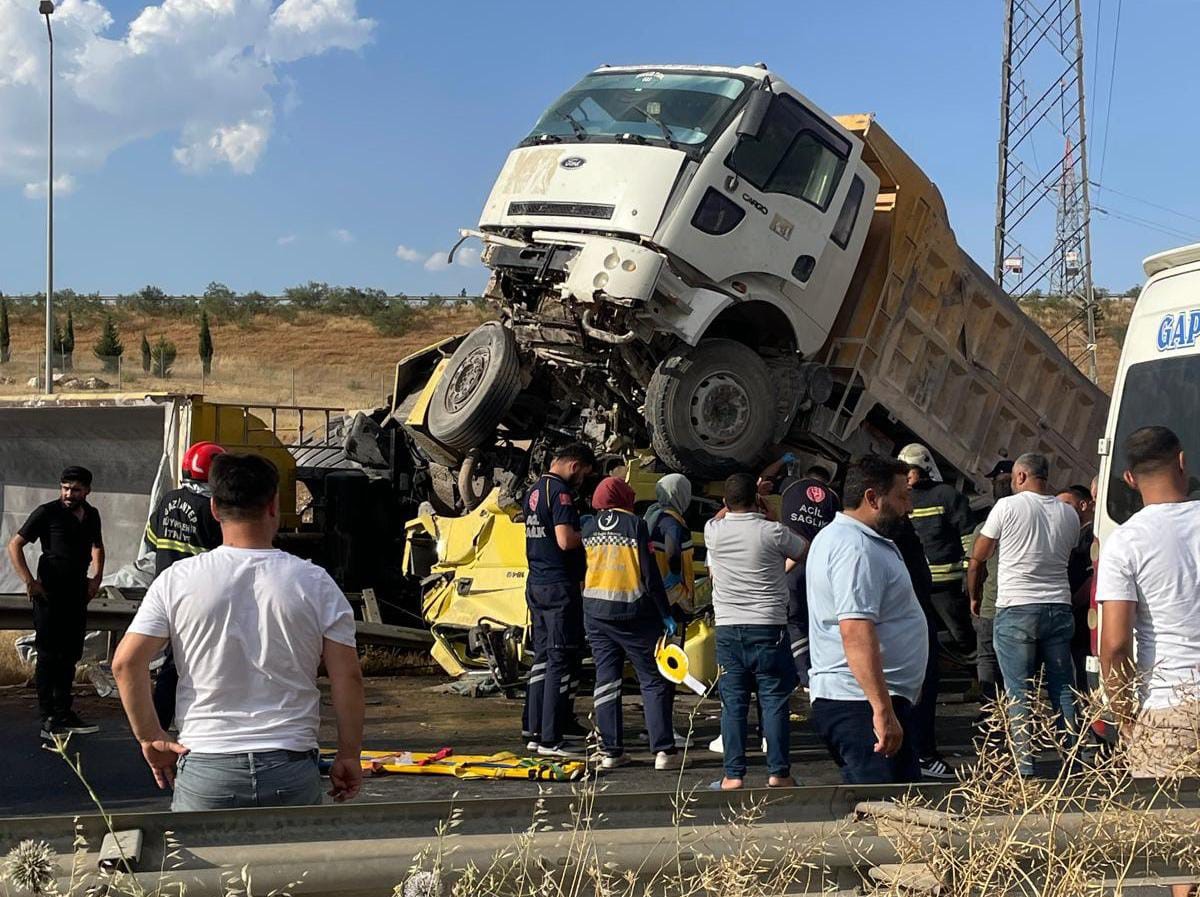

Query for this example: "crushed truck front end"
[436,64,879,480]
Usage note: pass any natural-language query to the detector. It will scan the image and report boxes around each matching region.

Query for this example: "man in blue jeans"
[113,453,365,809]
[705,473,809,789]
[968,452,1080,777]
[806,455,928,784]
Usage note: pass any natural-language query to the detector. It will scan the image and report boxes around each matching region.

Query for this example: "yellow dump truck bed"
[825,115,1106,490]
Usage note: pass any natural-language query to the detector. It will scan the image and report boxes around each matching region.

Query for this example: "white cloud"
[0,0,375,189]
[23,173,76,199]
[423,246,481,271]
[332,227,353,243]
[173,112,272,174]
[264,0,376,63]
[277,233,296,245]
[423,251,450,271]
[394,243,421,262]
[455,246,480,268]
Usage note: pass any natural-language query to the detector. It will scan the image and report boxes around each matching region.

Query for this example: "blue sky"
[0,0,1196,297]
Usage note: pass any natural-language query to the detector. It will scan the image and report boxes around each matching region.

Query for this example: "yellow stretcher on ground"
[320,749,586,782]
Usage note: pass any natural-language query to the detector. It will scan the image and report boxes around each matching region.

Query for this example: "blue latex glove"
[781,452,797,464]
[663,616,678,638]
[663,572,682,591]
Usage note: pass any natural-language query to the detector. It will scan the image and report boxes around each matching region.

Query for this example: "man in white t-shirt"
[968,452,1080,776]
[1099,428,1200,759]
[112,453,364,810]
[1098,426,1200,897]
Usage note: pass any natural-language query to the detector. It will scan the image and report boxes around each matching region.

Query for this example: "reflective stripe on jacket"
[583,509,670,622]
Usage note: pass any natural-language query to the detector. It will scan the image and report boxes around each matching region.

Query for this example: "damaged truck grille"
[507,201,615,220]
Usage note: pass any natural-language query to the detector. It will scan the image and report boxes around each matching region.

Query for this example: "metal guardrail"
[0,783,946,896]
[5,781,1200,896]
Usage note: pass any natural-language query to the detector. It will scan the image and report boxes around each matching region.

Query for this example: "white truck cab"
[441,64,879,477]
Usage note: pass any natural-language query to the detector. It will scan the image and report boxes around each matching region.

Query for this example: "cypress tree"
[0,297,10,364]
[152,336,177,378]
[62,308,75,370]
[198,309,214,376]
[141,333,152,373]
[93,315,124,374]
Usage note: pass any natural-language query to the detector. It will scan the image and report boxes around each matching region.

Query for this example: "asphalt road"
[0,671,984,815]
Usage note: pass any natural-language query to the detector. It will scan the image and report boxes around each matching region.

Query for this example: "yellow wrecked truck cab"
[404,479,717,691]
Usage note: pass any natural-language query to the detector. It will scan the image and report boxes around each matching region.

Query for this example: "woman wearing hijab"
[645,473,696,613]
[583,476,681,770]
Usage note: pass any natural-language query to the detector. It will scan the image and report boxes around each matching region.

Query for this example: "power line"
[1090,180,1200,227]
[1094,205,1200,243]
[1096,0,1123,183]
[1088,0,1104,118]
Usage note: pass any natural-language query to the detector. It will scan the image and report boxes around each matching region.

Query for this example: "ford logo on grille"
[560,156,586,169]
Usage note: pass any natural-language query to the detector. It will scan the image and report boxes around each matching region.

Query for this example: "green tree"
[61,308,76,370]
[283,281,329,310]
[93,315,124,373]
[141,332,152,373]
[151,336,177,378]
[134,284,168,316]
[458,288,467,298]
[1127,283,1142,300]
[198,309,214,375]
[0,296,10,364]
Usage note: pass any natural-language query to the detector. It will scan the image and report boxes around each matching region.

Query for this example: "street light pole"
[41,1,55,396]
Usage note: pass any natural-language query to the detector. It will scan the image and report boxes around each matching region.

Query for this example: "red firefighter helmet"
[182,441,225,482]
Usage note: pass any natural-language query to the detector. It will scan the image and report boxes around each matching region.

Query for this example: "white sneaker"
[639,730,693,749]
[600,753,631,770]
[537,743,584,758]
[655,751,683,770]
[526,740,540,751]
[707,734,767,755]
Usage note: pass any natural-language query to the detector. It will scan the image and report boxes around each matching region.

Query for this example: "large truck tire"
[645,339,776,478]
[427,322,522,452]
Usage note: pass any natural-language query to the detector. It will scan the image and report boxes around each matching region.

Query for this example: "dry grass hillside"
[1018,297,1133,393]
[0,303,491,409]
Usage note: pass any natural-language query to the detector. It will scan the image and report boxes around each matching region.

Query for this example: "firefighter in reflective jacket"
[583,477,681,770]
[899,443,977,655]
[145,441,225,728]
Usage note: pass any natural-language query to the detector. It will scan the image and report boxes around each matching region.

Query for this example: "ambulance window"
[1107,355,1200,524]
[726,95,850,211]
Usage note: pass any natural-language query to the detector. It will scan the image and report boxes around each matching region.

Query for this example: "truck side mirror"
[737,89,772,139]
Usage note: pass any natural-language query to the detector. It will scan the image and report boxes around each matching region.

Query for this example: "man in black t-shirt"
[7,466,105,740]
[521,442,596,757]
[758,455,841,684]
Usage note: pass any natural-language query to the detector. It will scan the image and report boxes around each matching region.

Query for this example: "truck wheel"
[427,322,522,452]
[646,339,775,478]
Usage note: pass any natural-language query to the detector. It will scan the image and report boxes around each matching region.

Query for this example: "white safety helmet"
[898,443,943,483]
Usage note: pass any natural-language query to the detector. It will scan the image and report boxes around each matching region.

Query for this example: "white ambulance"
[1092,242,1200,725]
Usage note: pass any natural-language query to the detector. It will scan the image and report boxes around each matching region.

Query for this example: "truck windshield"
[524,71,748,147]
[1107,354,1200,524]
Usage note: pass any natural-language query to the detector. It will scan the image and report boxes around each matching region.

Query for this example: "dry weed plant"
[12,674,1200,897]
[397,686,855,897]
[868,675,1200,896]
[0,736,307,897]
